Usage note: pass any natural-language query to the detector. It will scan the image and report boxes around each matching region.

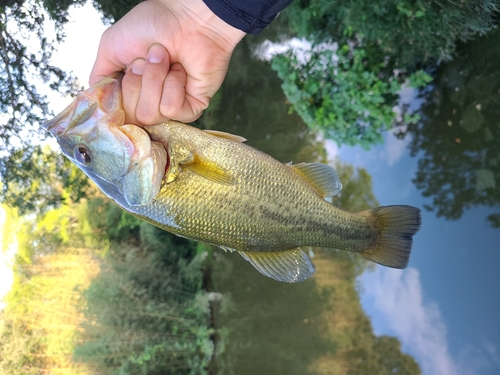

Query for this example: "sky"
[331,131,500,375]
[2,3,500,374]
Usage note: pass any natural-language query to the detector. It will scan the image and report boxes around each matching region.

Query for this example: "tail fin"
[361,205,421,269]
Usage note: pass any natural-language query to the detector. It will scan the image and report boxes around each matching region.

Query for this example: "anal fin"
[238,248,316,283]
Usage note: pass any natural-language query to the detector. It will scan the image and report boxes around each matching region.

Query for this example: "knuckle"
[135,106,158,126]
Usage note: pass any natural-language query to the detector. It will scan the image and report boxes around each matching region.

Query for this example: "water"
[198,31,500,375]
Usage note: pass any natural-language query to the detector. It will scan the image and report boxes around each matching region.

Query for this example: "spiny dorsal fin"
[289,162,342,199]
[184,153,236,185]
[238,248,316,283]
[204,129,247,143]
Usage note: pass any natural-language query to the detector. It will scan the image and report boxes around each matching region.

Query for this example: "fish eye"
[74,146,92,166]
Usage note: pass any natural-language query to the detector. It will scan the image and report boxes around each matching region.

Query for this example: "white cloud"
[381,131,409,167]
[325,139,339,160]
[360,267,458,375]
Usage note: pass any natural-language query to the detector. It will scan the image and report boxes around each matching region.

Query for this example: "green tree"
[0,1,82,210]
[74,199,213,375]
[272,46,428,148]
[282,0,497,67]
[0,199,100,375]
[402,30,500,227]
[270,0,496,148]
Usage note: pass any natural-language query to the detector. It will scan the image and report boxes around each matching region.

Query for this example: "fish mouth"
[43,73,124,136]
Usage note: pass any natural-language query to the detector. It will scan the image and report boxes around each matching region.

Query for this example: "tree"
[401,29,500,227]
[0,0,85,213]
[270,0,496,148]
[280,0,498,68]
[272,45,429,148]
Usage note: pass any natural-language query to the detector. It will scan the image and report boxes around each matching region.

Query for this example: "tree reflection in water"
[401,30,500,227]
[200,37,420,374]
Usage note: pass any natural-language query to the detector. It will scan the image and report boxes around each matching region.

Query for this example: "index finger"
[89,41,126,86]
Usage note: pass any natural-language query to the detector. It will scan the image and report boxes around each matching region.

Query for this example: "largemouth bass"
[43,75,421,283]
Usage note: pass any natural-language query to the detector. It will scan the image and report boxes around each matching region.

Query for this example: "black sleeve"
[203,0,293,34]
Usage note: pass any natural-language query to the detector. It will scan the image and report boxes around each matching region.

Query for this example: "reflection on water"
[212,251,418,375]
[402,30,500,227]
[199,37,420,374]
[200,27,500,374]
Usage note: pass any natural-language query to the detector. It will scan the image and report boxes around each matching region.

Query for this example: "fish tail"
[361,205,421,268]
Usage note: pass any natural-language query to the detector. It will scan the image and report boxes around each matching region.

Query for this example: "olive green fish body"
[133,122,375,254]
[43,76,421,283]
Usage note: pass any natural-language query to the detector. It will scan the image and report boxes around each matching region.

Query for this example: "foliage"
[0,0,83,210]
[272,45,426,148]
[74,200,212,375]
[270,0,496,148]
[0,196,212,374]
[401,30,500,227]
[1,145,92,214]
[281,0,498,67]
[331,160,379,215]
[0,201,100,375]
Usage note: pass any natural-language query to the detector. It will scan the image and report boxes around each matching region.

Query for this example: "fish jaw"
[43,74,125,137]
[43,75,168,207]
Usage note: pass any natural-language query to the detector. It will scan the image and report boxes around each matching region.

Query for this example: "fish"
[43,75,421,283]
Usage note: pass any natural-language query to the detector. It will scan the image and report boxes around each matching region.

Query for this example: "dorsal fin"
[238,248,316,283]
[184,153,236,185]
[204,129,247,143]
[289,162,342,199]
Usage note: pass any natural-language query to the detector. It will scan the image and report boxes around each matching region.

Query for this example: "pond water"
[198,30,500,375]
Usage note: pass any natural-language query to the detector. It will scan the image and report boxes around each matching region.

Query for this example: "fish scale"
[43,75,421,283]
[129,121,381,253]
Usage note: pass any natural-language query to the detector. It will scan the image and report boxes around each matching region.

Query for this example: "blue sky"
[329,132,500,375]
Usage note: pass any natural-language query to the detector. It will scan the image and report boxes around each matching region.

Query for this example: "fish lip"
[42,73,124,136]
[42,105,72,135]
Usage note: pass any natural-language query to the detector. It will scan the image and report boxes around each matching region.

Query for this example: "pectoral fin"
[289,162,342,200]
[184,153,235,185]
[204,129,247,143]
[238,248,316,283]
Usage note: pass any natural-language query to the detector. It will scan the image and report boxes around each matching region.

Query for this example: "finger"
[89,29,126,86]
[135,44,172,125]
[160,63,207,123]
[122,58,145,124]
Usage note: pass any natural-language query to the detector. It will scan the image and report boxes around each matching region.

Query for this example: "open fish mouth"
[43,73,124,137]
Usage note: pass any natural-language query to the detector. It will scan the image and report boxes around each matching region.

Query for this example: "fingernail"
[130,59,145,75]
[170,63,183,71]
[147,44,166,64]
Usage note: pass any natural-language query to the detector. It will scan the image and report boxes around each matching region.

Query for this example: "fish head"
[43,74,167,207]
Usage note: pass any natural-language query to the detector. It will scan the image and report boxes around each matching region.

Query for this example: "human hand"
[89,0,246,124]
